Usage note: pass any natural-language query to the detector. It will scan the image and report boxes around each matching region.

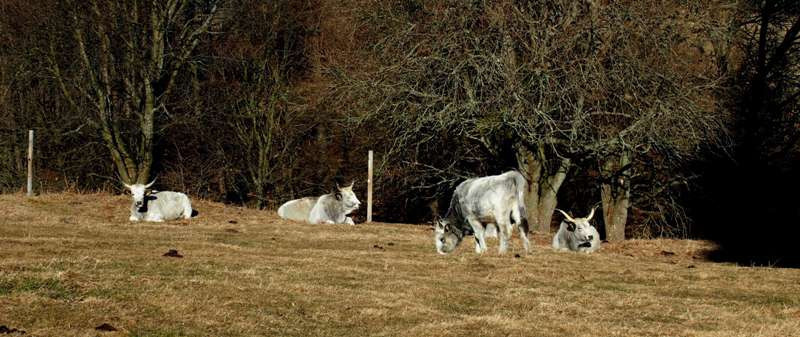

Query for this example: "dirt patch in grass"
[0,193,798,336]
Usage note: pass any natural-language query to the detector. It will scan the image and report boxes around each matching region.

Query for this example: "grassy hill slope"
[0,193,798,336]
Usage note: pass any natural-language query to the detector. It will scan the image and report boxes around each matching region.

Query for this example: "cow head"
[434,217,462,254]
[123,178,156,211]
[556,207,597,244]
[335,181,360,213]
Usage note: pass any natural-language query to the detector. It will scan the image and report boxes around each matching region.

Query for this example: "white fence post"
[367,150,373,223]
[27,129,33,197]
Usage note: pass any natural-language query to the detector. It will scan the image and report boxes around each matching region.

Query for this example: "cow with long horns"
[552,207,601,253]
[124,179,193,222]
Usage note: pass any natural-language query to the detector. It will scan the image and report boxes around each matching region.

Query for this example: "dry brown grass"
[1,193,799,337]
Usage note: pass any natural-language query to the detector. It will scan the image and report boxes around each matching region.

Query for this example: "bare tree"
[555,1,733,241]
[329,1,586,230]
[699,0,800,264]
[737,0,800,164]
[330,0,730,234]
[205,0,318,208]
[49,0,220,184]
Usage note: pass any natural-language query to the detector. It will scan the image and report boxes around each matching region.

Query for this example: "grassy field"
[1,193,799,337]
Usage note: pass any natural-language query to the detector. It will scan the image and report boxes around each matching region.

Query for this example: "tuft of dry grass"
[1,193,799,336]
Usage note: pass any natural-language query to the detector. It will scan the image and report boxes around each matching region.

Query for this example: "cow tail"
[512,171,528,226]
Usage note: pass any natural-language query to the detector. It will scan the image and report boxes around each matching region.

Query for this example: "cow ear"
[434,219,448,232]
[335,191,342,201]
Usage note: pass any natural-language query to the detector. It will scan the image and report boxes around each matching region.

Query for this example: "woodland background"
[1,0,799,265]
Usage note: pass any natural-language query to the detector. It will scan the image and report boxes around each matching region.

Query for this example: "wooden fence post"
[367,150,373,223]
[27,130,33,197]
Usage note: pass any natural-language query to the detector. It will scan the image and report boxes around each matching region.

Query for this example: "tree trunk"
[601,151,631,241]
[536,158,570,232]
[516,145,542,230]
[139,77,156,184]
[516,145,570,233]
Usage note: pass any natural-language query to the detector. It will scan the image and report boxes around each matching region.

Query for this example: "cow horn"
[555,209,576,223]
[144,177,157,189]
[586,206,596,221]
[348,180,355,188]
[122,182,133,189]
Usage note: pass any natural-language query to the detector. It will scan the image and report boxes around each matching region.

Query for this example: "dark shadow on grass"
[689,154,800,268]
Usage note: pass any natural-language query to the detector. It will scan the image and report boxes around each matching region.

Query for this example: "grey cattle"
[552,208,601,253]
[278,182,360,225]
[124,179,193,222]
[434,171,529,254]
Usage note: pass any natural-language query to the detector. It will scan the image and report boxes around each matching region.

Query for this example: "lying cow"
[434,171,530,254]
[124,179,193,222]
[277,182,360,225]
[276,197,317,222]
[552,208,601,253]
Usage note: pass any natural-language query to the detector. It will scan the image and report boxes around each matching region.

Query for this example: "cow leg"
[484,223,497,238]
[497,221,512,254]
[146,214,163,222]
[344,217,355,225]
[467,217,487,254]
[129,215,139,222]
[518,218,531,253]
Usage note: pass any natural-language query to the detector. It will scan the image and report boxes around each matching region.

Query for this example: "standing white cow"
[124,179,193,222]
[277,182,360,225]
[552,208,601,253]
[434,171,530,254]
